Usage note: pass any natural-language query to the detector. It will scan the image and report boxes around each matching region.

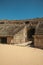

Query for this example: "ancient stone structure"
[0,18,43,49]
[0,20,32,44]
[0,23,27,44]
[34,22,43,49]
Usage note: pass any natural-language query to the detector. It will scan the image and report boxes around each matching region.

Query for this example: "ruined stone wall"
[34,35,43,49]
[12,26,27,44]
[7,36,13,44]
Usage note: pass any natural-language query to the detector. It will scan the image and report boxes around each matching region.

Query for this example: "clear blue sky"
[0,0,43,20]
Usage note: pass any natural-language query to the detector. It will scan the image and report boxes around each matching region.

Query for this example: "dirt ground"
[0,44,43,65]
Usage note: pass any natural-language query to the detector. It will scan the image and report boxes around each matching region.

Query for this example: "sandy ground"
[0,44,43,65]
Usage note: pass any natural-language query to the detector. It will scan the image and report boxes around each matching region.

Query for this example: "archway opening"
[27,27,35,46]
[0,37,7,44]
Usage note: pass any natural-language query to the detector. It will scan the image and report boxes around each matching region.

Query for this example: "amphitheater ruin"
[0,18,43,49]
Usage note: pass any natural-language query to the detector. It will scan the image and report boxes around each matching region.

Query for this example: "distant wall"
[34,35,43,49]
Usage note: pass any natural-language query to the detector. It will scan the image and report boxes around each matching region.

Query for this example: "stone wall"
[34,35,43,49]
[7,36,13,44]
[12,26,27,44]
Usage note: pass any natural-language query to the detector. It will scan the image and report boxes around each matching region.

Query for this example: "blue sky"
[0,0,43,20]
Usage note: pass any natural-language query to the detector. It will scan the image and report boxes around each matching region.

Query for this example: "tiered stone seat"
[0,24,25,36]
[35,22,43,35]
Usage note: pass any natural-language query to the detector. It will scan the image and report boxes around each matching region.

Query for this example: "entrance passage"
[27,28,35,40]
[0,37,7,43]
[27,27,35,46]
